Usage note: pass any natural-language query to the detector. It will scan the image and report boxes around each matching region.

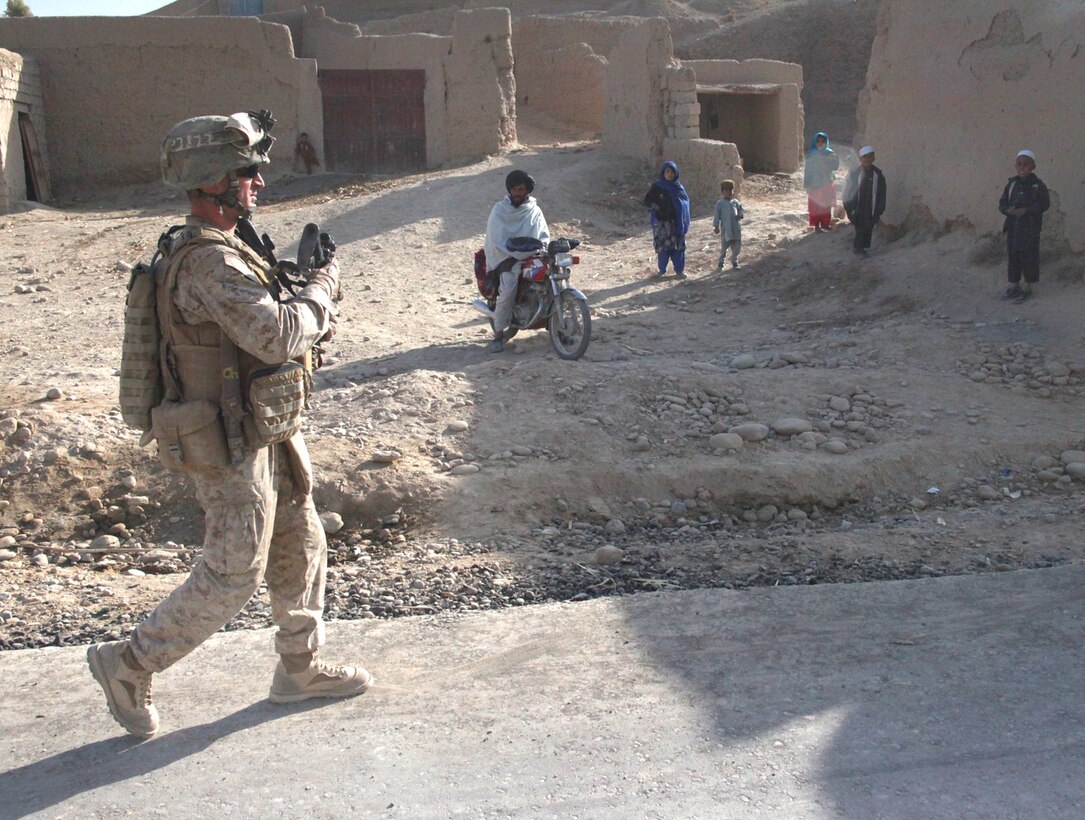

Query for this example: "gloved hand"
[301,258,340,304]
[318,231,336,265]
[298,224,338,269]
[297,259,339,343]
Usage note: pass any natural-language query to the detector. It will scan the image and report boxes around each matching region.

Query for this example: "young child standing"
[713,179,744,270]
[293,132,320,174]
[998,149,1050,303]
[644,161,691,279]
[804,131,839,232]
[842,146,887,257]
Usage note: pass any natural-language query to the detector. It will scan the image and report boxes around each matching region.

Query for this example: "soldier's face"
[237,172,264,211]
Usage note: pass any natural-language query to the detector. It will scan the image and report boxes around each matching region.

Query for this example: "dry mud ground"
[2,137,1085,649]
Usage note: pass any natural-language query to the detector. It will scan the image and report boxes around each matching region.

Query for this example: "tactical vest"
[157,224,310,458]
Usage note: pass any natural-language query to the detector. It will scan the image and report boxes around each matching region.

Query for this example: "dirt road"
[2,137,1084,649]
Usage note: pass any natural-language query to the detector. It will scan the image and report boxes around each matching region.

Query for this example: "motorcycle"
[472,236,592,360]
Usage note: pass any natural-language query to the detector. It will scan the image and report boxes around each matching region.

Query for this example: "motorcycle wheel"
[548,291,591,360]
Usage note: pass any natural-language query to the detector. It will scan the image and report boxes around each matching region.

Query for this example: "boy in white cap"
[998,150,1050,303]
[842,146,887,256]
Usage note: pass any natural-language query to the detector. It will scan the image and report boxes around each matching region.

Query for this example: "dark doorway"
[18,113,48,203]
[318,69,426,174]
[698,88,781,174]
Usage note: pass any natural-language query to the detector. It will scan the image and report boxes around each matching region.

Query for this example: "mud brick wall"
[859,1,1084,248]
[0,47,49,211]
[0,17,319,194]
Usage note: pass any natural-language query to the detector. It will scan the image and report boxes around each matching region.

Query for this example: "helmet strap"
[193,173,253,220]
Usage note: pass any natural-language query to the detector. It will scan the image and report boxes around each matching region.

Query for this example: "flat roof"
[696,83,781,94]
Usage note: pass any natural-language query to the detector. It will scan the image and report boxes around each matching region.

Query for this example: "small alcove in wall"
[697,84,785,174]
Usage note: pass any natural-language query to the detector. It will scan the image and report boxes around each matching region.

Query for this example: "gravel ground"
[2,487,1078,651]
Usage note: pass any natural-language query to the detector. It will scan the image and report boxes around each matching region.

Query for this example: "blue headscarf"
[807,131,832,155]
[652,161,691,236]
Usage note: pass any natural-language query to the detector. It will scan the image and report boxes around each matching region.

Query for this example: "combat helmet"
[161,109,276,216]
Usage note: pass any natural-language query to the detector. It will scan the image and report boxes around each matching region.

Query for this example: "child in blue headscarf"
[804,131,839,232]
[643,160,691,278]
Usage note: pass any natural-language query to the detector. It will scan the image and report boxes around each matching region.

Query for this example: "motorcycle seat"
[506,236,544,253]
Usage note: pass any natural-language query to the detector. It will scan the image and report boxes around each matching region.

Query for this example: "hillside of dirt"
[3,124,1085,649]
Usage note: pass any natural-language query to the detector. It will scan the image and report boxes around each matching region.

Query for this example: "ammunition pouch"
[151,399,230,475]
[247,362,308,446]
[119,261,163,432]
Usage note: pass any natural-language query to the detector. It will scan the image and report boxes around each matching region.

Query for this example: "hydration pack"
[119,227,184,432]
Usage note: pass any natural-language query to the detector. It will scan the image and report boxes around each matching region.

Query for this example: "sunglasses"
[236,164,262,179]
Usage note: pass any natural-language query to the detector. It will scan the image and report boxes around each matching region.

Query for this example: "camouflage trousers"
[129,442,326,672]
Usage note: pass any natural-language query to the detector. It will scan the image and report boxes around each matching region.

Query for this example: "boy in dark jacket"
[998,150,1051,303]
[842,145,887,256]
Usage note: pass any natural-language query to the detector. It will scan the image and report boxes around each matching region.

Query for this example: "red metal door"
[318,69,426,174]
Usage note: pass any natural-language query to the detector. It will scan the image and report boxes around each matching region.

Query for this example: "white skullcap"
[1016,149,1036,160]
[858,145,876,157]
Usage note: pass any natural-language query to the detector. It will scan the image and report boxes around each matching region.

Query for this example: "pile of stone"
[704,387,903,456]
[637,386,751,449]
[0,407,136,487]
[1031,449,1085,486]
[958,342,1079,397]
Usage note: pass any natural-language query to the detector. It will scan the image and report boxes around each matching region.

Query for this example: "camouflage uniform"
[90,111,366,740]
[128,216,338,673]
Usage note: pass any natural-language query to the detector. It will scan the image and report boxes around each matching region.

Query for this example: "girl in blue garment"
[804,131,840,232]
[643,160,691,278]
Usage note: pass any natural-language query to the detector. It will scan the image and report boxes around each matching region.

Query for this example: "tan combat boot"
[269,653,374,703]
[86,640,159,738]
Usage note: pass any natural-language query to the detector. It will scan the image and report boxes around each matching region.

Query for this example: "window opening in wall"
[697,85,782,174]
[229,0,264,15]
[18,113,48,203]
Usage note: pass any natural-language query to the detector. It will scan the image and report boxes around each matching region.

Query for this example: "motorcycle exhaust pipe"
[471,299,495,319]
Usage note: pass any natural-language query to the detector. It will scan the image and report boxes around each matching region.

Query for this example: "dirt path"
[2,136,1085,649]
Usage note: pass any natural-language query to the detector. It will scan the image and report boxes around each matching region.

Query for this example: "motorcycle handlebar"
[505,236,581,256]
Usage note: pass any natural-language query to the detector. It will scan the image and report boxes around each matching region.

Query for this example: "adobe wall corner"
[860,0,1085,250]
[0,47,49,212]
[602,18,673,161]
[445,7,516,163]
[662,137,743,217]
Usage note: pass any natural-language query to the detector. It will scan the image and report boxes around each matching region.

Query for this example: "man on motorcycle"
[484,169,550,352]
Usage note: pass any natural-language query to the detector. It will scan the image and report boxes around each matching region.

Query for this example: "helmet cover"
[161,109,276,190]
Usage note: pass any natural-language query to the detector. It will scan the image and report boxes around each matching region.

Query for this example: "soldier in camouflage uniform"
[87,110,371,739]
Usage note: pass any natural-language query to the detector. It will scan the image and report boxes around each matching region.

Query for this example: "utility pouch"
[247,362,308,446]
[119,262,162,431]
[151,399,230,474]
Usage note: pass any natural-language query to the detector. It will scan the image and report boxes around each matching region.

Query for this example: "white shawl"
[484,195,550,272]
